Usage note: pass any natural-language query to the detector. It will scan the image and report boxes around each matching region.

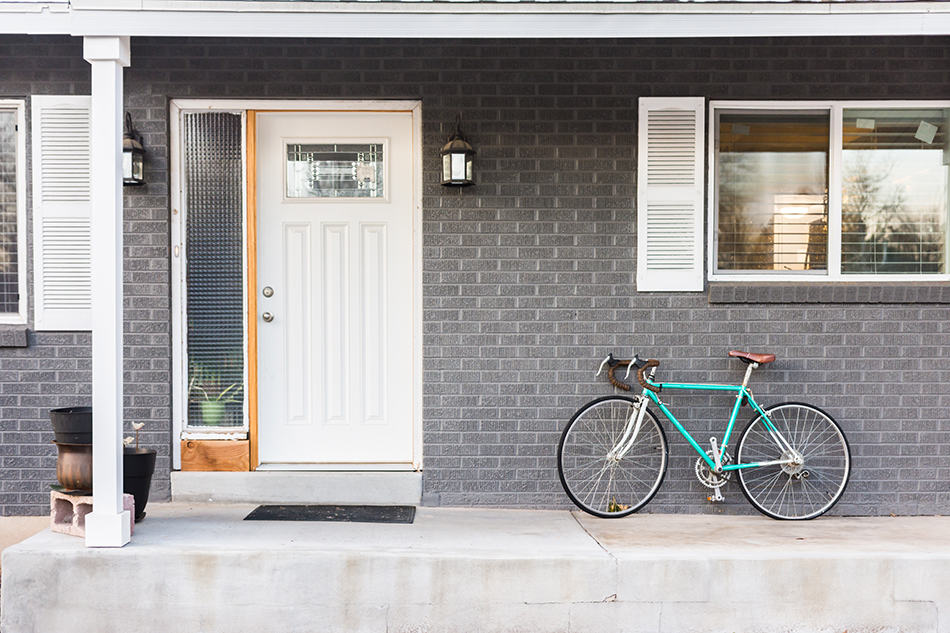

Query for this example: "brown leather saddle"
[728,350,776,365]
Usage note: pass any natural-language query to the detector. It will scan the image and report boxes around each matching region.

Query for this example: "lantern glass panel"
[132,151,144,182]
[450,152,466,182]
[466,156,473,182]
[123,150,133,182]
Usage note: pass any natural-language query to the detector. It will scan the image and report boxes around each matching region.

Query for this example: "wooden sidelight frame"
[171,100,424,473]
[246,110,260,469]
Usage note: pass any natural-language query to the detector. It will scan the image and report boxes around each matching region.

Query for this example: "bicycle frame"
[617,364,798,472]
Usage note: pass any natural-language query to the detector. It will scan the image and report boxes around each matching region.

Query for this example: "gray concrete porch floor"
[3,504,949,633]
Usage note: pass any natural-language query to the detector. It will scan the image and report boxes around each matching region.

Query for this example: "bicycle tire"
[557,395,668,518]
[735,402,850,520]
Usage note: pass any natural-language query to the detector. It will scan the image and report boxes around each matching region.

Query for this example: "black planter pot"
[123,448,156,522]
[50,406,92,444]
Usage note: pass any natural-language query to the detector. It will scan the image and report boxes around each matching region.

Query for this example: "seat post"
[741,362,758,388]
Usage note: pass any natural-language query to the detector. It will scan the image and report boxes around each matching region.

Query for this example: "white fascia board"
[60,9,950,38]
[2,1,950,38]
[76,0,950,14]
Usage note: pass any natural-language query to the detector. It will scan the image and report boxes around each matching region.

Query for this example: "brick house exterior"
[0,33,948,517]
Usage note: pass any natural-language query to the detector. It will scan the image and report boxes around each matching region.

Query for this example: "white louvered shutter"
[636,97,705,292]
[32,96,92,331]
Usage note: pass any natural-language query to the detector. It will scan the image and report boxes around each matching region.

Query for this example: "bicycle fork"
[607,395,649,462]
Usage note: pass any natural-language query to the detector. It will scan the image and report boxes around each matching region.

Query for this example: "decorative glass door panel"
[286,143,385,199]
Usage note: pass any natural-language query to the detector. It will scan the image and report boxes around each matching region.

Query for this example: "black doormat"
[244,504,415,524]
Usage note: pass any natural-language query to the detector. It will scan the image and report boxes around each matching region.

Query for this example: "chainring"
[695,450,732,488]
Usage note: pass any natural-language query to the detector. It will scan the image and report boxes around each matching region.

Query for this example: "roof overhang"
[2,1,950,38]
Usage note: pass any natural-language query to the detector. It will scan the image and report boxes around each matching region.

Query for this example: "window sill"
[0,326,29,348]
[708,283,950,304]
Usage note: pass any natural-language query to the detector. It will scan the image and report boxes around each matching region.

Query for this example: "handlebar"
[596,353,661,393]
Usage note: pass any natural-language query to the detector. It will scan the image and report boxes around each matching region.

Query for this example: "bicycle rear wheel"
[557,396,668,518]
[735,402,850,520]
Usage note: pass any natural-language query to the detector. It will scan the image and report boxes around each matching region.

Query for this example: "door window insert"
[286,142,384,199]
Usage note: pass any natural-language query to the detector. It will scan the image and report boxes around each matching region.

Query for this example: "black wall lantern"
[123,112,145,186]
[440,114,475,186]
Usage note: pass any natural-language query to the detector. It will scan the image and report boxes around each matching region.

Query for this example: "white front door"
[257,111,415,466]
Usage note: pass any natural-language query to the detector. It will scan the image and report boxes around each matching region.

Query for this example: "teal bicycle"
[557,351,851,520]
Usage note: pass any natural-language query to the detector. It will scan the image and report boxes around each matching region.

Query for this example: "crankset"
[695,449,732,489]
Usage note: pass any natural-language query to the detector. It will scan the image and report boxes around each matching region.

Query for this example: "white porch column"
[83,35,132,548]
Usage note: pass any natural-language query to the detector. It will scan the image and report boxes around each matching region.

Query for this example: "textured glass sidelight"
[716,111,829,273]
[0,110,19,315]
[286,143,384,198]
[842,108,948,274]
[184,112,245,427]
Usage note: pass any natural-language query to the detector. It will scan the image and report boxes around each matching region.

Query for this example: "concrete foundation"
[2,505,948,633]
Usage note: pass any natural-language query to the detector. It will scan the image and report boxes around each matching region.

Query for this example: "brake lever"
[625,354,641,380]
[595,354,612,377]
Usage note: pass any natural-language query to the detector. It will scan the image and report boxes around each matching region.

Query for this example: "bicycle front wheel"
[736,402,850,520]
[557,396,668,518]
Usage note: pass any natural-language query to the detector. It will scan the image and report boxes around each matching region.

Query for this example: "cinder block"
[50,490,134,538]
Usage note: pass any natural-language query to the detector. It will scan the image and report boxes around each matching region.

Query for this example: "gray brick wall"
[0,36,171,515]
[0,34,947,515]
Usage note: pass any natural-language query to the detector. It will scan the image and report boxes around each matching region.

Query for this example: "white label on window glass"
[451,153,466,181]
[856,118,875,130]
[915,120,938,144]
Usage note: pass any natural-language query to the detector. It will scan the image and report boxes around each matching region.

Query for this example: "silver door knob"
[262,312,274,322]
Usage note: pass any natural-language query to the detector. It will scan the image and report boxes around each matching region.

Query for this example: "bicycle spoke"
[737,404,849,520]
[558,397,667,517]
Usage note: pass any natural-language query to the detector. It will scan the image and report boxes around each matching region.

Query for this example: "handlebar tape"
[606,363,632,392]
[637,359,661,393]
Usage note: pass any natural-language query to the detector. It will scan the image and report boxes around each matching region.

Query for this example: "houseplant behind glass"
[188,364,242,426]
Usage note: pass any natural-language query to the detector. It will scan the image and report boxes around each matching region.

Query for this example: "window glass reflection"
[842,109,948,274]
[716,111,830,273]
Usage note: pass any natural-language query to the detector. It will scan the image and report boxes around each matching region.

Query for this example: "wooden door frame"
[172,99,423,474]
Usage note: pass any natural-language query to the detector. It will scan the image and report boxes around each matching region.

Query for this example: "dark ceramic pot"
[54,442,93,491]
[123,448,156,522]
[50,406,92,444]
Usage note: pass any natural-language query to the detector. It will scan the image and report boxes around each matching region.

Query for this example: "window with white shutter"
[636,97,705,292]
[31,95,92,331]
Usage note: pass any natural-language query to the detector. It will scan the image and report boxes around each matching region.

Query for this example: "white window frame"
[0,100,27,325]
[170,102,250,461]
[708,100,950,283]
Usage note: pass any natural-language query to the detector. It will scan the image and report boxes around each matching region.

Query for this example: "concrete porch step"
[3,506,949,633]
[170,470,422,504]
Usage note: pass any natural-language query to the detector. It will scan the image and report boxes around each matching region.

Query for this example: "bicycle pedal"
[707,488,725,503]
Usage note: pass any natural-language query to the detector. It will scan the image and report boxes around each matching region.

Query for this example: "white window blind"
[31,95,92,331]
[636,97,706,292]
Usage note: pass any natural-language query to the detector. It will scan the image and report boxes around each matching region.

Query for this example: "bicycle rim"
[557,396,668,518]
[736,403,850,520]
